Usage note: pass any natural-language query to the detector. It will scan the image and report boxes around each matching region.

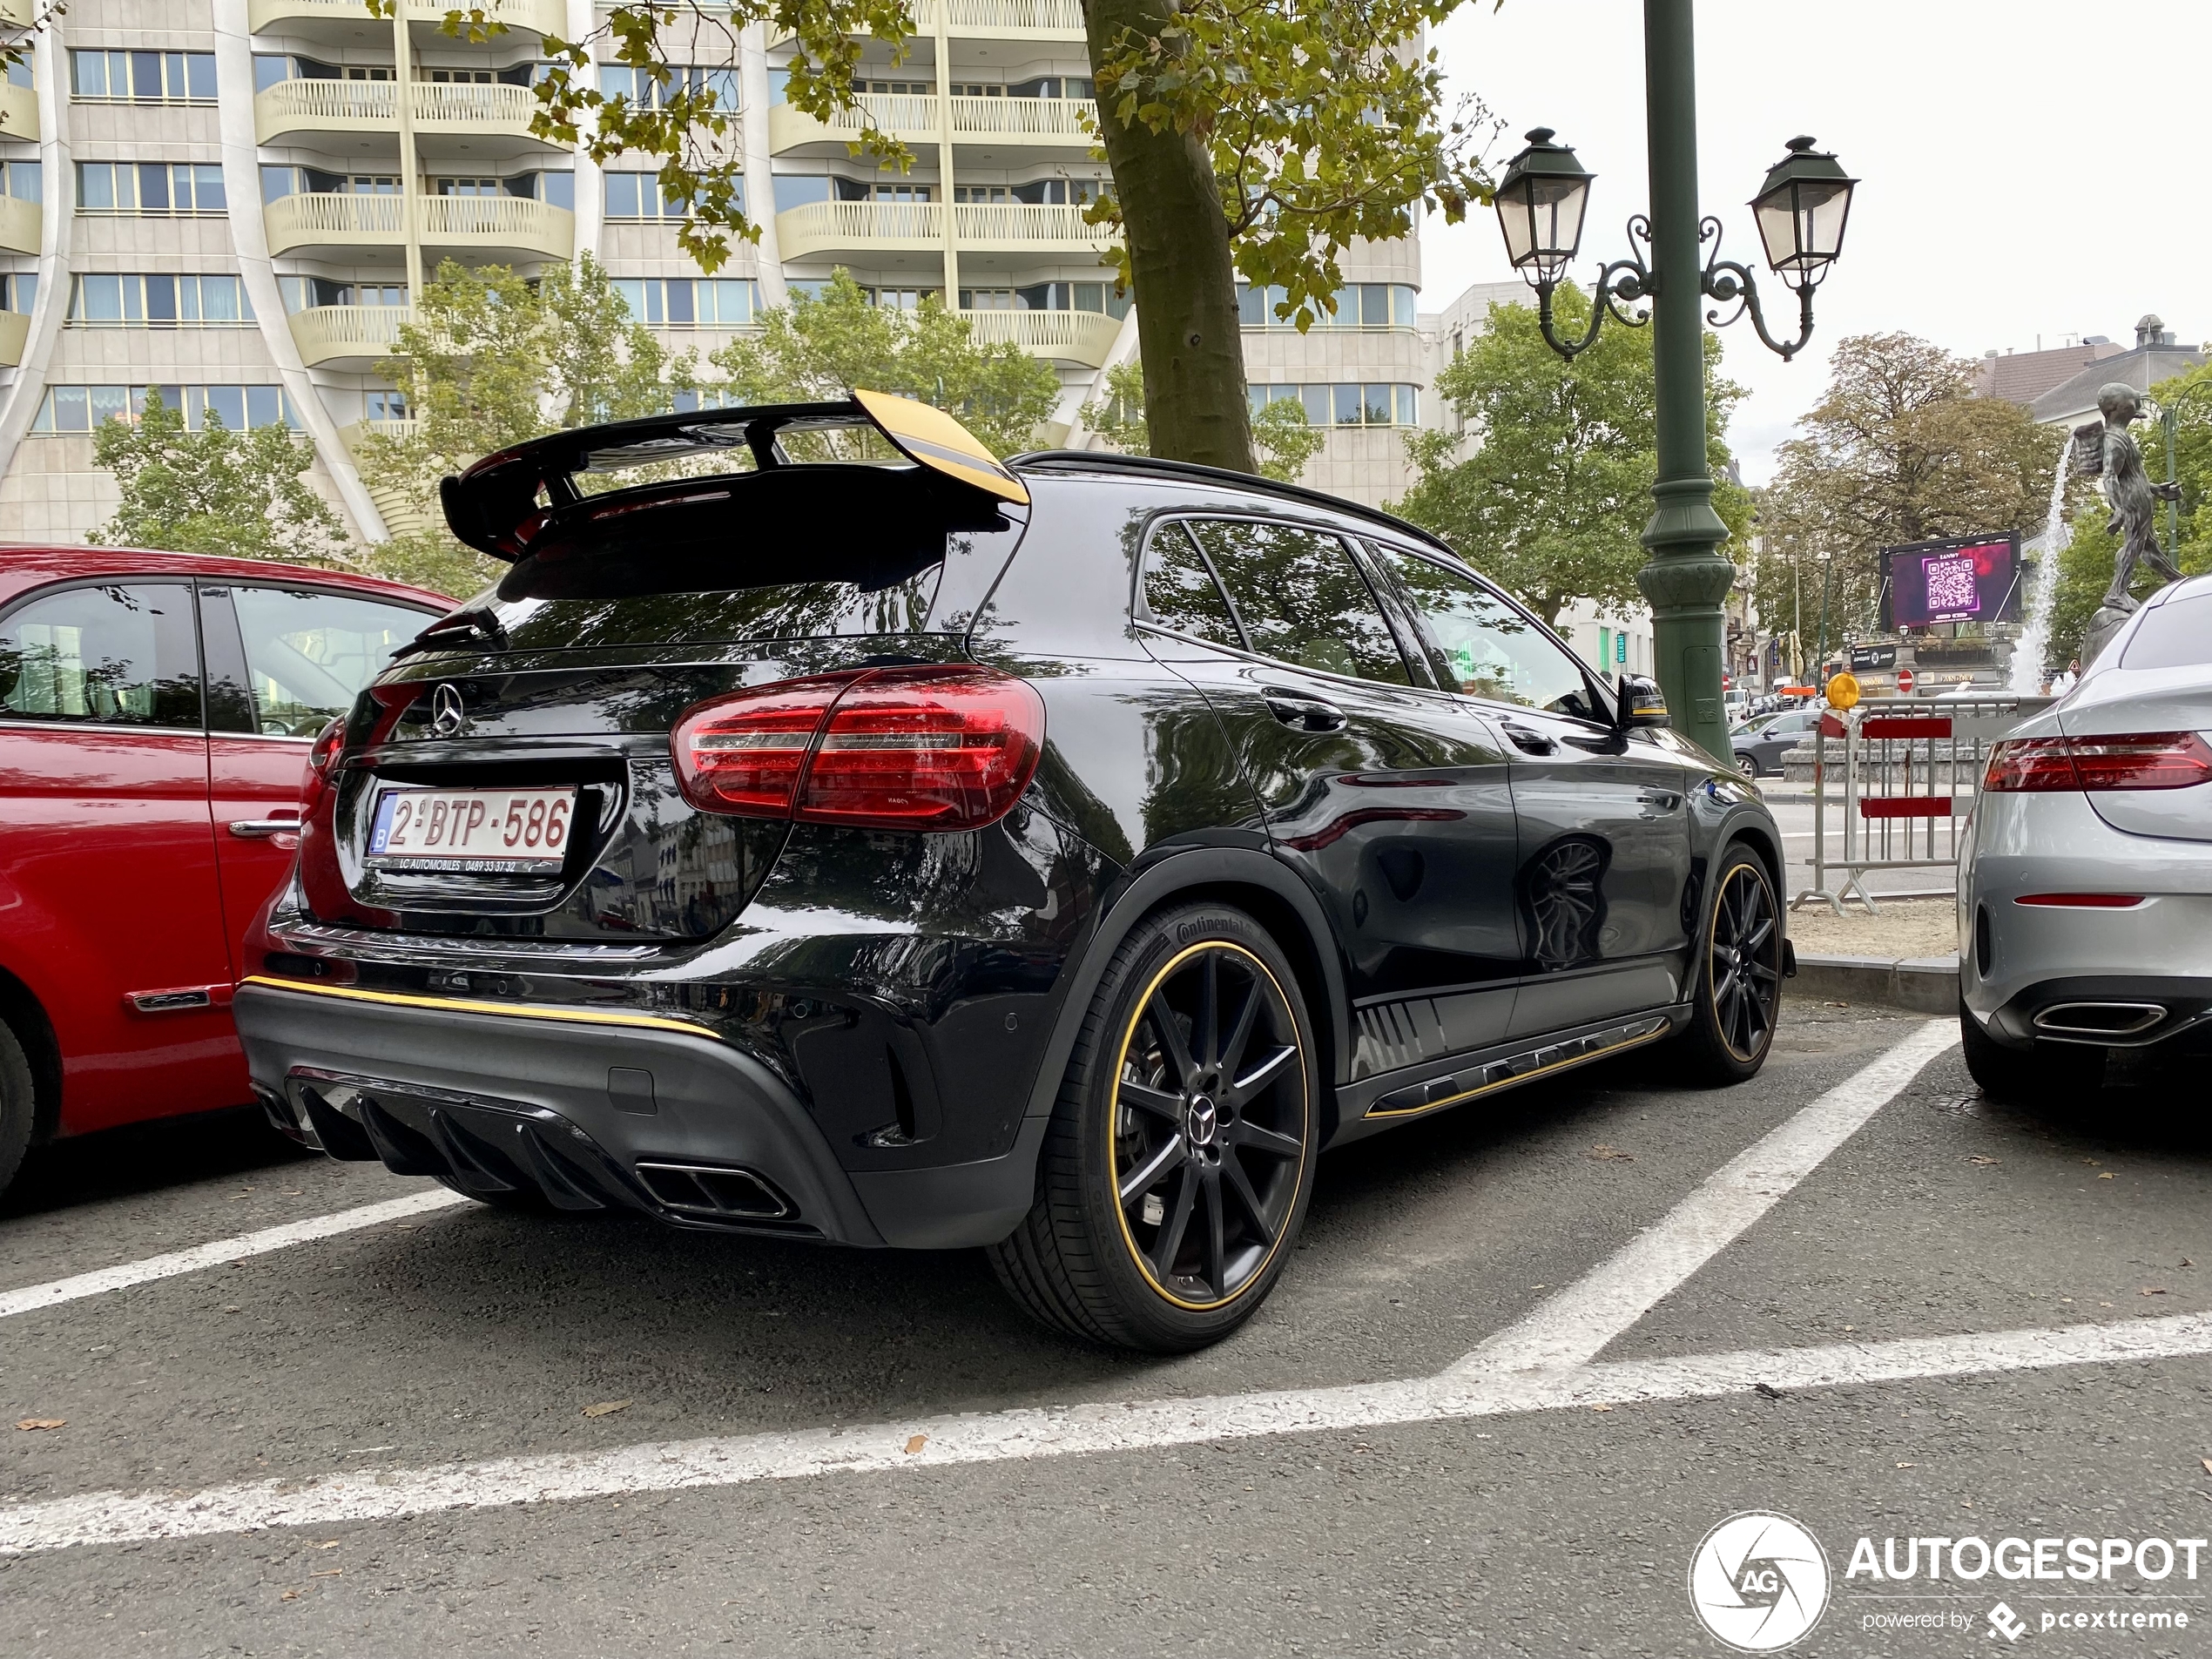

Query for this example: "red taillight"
[671,667,1045,832]
[307,717,346,781]
[671,671,863,817]
[1982,736,2080,792]
[1984,732,2212,792]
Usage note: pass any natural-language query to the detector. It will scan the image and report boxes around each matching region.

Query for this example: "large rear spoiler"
[439,388,1030,563]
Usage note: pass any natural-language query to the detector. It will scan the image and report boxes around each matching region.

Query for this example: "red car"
[0,549,450,1194]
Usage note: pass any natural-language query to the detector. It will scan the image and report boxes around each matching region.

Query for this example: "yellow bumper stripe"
[237,974,723,1042]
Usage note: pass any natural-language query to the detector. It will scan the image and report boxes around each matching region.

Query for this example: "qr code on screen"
[1923,554,1979,616]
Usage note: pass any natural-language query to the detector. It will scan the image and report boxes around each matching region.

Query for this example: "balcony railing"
[254,78,546,143]
[948,95,1094,140]
[919,0,1085,34]
[249,0,563,34]
[960,307,1122,366]
[767,91,940,152]
[0,194,36,256]
[0,80,35,143]
[264,192,574,259]
[288,304,413,368]
[775,199,943,258]
[953,201,1108,247]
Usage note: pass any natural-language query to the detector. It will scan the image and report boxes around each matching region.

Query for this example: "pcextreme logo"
[1688,1511,1831,1651]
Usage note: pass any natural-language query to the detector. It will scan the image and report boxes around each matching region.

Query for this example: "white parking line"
[3,1310,2202,1558]
[1452,1018,1958,1375]
[0,1188,470,1321]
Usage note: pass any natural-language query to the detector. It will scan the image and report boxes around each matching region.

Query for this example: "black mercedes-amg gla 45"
[238,390,1791,1352]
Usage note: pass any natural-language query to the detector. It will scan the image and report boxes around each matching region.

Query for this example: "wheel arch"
[0,960,63,1143]
[1022,846,1352,1142]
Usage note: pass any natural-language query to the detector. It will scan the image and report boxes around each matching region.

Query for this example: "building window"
[863,79,933,95]
[598,64,739,110]
[958,281,1127,317]
[71,51,217,103]
[610,277,759,327]
[32,384,297,433]
[602,171,730,219]
[2,273,37,315]
[1238,282,1416,330]
[260,165,400,201]
[77,162,226,215]
[1248,383,1419,428]
[68,274,254,327]
[279,277,408,313]
[364,389,409,423]
[0,160,37,205]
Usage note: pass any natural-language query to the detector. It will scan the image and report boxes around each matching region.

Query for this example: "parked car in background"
[1959,572,2212,1099]
[1731,705,1824,778]
[237,391,1792,1353]
[0,549,449,1196]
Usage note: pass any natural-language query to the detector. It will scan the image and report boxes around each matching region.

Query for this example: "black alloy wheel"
[989,904,1318,1352]
[1676,843,1784,1083]
[1107,942,1306,1310]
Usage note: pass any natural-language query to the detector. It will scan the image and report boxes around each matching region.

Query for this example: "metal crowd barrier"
[1788,694,2051,915]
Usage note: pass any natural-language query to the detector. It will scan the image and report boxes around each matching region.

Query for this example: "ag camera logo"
[1689,1511,1831,1651]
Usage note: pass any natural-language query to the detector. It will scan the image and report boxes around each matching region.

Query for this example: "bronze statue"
[2069,382,2183,667]
[2071,382,2183,610]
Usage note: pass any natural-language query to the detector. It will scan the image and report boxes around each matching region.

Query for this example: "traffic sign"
[1897,667,1915,694]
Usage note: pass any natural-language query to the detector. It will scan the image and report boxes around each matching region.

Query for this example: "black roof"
[1010,449,1462,563]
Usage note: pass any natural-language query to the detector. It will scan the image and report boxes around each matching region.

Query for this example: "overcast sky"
[1419,0,2211,484]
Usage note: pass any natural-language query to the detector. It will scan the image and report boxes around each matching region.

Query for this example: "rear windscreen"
[489,564,941,651]
[2121,592,2212,671]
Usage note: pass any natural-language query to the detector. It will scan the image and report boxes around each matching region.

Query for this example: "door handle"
[1501,721,1555,755]
[228,811,301,839]
[1262,691,1347,733]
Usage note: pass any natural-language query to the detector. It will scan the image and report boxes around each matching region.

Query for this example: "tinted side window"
[1189,519,1410,685]
[0,582,200,728]
[1137,522,1241,647]
[233,587,432,735]
[1366,544,1595,716]
[2121,591,2212,670]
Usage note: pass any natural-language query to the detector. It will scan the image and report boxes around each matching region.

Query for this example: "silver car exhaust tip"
[2032,1002,2168,1040]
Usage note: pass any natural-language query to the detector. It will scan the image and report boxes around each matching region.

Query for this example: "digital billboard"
[1883,533,2021,629]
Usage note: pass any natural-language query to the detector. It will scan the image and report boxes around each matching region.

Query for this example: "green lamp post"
[1492,0,1857,762]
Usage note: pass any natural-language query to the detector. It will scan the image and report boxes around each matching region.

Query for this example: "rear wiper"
[391,607,509,660]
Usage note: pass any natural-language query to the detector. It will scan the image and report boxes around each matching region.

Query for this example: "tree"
[711,271,1062,458]
[1082,358,1326,484]
[357,252,705,597]
[87,394,354,567]
[1754,333,2061,641]
[401,0,1491,475]
[1389,285,1750,629]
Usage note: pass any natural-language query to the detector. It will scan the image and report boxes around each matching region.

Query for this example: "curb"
[1787,953,1959,1015]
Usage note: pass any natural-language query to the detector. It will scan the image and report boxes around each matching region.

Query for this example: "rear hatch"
[2058,586,2212,843]
[299,395,1029,943]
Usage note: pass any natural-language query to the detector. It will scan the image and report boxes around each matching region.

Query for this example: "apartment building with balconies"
[0,0,1435,547]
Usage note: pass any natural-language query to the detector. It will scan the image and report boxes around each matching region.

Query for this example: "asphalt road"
[4,996,2211,1657]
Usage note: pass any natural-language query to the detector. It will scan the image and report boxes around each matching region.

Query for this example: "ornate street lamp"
[1487,4,1859,765]
[1489,128,1856,364]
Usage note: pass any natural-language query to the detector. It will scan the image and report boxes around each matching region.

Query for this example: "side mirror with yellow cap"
[1616,672,1669,731]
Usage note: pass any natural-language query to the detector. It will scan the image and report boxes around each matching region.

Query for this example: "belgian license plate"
[367,786,577,871]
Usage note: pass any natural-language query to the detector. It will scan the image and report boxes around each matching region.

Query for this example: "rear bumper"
[1970,974,2212,1055]
[235,981,1042,1248]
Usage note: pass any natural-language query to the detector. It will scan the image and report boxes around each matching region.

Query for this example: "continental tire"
[988,903,1319,1352]
[0,1019,35,1200]
[1673,842,1784,1085]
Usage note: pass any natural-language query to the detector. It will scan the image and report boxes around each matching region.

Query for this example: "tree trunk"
[1084,0,1255,473]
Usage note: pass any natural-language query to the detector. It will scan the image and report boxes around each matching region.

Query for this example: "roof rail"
[1008,448,1460,561]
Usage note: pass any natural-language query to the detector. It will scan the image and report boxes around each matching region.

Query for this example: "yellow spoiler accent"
[238,975,723,1042]
[853,387,1031,506]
